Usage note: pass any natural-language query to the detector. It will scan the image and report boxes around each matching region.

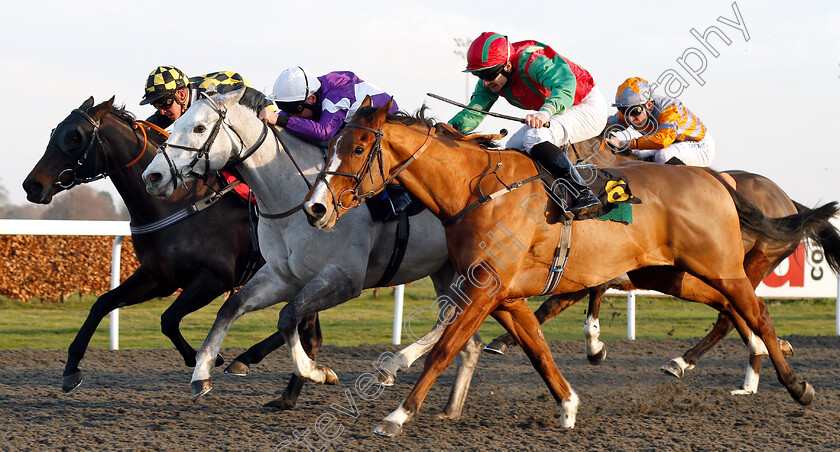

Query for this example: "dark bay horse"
[303,99,835,435]
[486,138,840,393]
[22,97,321,403]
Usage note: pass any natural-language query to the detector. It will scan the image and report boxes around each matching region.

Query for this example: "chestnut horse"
[304,99,834,435]
[487,138,840,394]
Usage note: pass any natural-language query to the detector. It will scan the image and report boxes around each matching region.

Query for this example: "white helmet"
[266,66,321,102]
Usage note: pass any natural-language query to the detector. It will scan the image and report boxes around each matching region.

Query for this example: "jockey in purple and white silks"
[259,67,398,144]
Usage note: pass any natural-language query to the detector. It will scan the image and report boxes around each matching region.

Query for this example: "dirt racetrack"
[1,335,838,451]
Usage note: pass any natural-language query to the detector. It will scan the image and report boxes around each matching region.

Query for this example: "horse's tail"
[792,201,840,275]
[704,169,840,266]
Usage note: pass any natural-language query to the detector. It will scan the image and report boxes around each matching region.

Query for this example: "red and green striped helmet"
[464,32,512,72]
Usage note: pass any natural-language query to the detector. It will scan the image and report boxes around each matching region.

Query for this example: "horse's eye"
[194,125,206,133]
[64,131,82,149]
[353,146,365,155]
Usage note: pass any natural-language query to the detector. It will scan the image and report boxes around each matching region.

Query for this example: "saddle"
[366,184,425,223]
[541,163,641,222]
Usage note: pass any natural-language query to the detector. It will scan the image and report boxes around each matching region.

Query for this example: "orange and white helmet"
[613,77,653,108]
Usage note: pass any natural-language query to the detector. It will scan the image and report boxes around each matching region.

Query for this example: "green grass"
[0,277,836,350]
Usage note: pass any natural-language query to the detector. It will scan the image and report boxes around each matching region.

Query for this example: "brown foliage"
[0,235,140,302]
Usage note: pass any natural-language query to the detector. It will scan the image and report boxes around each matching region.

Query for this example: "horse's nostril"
[24,180,43,197]
[149,173,162,183]
[311,203,327,217]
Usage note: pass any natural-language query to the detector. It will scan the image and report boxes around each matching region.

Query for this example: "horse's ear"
[376,97,394,116]
[88,96,115,120]
[360,95,373,109]
[80,96,95,109]
[370,97,394,126]
[215,84,247,108]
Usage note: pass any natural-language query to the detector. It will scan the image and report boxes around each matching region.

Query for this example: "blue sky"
[3,0,838,207]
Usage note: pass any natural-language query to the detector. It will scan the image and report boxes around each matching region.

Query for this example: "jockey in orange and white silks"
[606,77,714,166]
[447,32,607,218]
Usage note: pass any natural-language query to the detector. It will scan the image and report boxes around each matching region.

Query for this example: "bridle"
[51,107,148,189]
[317,122,435,211]
[155,92,268,193]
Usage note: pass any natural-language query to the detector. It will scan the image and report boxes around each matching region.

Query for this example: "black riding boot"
[530,141,602,218]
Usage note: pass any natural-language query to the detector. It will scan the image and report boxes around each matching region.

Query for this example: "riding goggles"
[474,65,505,82]
[152,97,176,110]
[618,105,645,117]
[274,100,307,115]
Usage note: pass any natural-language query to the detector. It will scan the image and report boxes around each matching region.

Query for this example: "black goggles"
[618,105,645,117]
[274,100,307,115]
[474,65,505,82]
[152,96,175,110]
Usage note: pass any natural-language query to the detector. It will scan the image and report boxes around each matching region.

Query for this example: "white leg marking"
[287,329,324,382]
[746,332,769,356]
[583,316,604,356]
[560,389,579,429]
[731,362,759,395]
[383,403,411,427]
[670,356,695,372]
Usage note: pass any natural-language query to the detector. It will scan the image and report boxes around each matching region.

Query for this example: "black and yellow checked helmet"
[140,66,190,105]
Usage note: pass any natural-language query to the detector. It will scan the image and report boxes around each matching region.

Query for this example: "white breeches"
[507,85,609,153]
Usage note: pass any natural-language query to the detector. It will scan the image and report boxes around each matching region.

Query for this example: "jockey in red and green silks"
[448,32,608,218]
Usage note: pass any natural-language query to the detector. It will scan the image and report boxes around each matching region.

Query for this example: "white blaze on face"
[310,136,348,207]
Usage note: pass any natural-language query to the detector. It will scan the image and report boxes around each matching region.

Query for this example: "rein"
[319,123,436,210]
[156,93,315,220]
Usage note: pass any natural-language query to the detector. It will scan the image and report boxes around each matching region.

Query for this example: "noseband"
[318,123,435,211]
[155,92,268,193]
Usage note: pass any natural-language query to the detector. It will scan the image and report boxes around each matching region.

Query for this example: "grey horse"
[141,85,479,417]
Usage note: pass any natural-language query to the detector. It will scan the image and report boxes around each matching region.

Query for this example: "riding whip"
[426,93,549,127]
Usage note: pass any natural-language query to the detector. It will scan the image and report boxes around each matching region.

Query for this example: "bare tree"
[41,186,121,220]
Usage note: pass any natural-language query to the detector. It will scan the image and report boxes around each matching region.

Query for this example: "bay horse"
[140,85,483,413]
[303,98,835,435]
[487,137,840,394]
[22,97,326,405]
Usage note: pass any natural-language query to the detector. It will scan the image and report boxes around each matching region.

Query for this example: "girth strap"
[373,208,411,288]
[540,217,573,295]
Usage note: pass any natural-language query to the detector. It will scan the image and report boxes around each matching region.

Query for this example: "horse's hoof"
[780,339,794,358]
[261,397,296,412]
[435,411,461,421]
[586,347,607,365]
[795,381,815,406]
[321,367,339,385]
[376,371,396,387]
[730,387,756,395]
[214,353,225,367]
[224,360,250,376]
[62,372,83,393]
[483,340,509,356]
[372,420,402,437]
[661,359,685,379]
[191,379,213,399]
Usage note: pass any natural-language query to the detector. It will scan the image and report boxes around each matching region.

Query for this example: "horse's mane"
[214,84,270,114]
[107,103,137,123]
[354,104,500,149]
